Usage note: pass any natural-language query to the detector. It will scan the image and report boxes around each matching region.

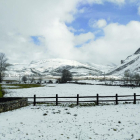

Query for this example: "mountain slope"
[107,48,140,76]
[6,59,107,76]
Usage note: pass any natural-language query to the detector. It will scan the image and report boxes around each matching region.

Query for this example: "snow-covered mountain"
[86,62,116,73]
[107,48,140,76]
[6,59,114,77]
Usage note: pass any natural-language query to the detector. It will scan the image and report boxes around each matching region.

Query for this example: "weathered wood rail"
[24,93,140,106]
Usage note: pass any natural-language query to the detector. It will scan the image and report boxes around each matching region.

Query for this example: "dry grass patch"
[3,84,45,89]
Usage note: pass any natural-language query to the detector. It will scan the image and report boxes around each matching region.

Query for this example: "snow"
[4,84,140,98]
[1,104,140,140]
[87,62,116,73]
[5,58,109,77]
[1,84,140,140]
[107,53,140,76]
[30,59,92,70]
[5,52,140,77]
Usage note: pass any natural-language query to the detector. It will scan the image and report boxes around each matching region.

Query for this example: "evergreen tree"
[60,69,72,83]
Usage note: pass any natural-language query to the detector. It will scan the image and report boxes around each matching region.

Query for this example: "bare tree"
[103,72,106,84]
[133,73,140,85]
[38,76,43,84]
[110,78,115,85]
[124,70,130,78]
[124,70,133,84]
[0,53,11,83]
[29,76,35,84]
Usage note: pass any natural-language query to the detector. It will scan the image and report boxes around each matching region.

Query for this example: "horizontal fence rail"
[2,94,139,106]
[12,93,140,106]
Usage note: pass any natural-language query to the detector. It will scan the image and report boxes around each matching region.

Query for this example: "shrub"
[48,80,53,84]
[22,76,28,83]
[0,85,5,97]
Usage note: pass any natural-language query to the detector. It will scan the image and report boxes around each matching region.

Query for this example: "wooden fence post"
[77,94,79,105]
[134,93,136,104]
[96,94,99,105]
[34,94,36,106]
[56,94,58,106]
[116,94,118,105]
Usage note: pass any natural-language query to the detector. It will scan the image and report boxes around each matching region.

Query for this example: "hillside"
[6,49,140,78]
[107,48,140,76]
[6,59,113,77]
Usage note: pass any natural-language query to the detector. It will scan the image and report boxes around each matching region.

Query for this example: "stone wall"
[0,98,28,113]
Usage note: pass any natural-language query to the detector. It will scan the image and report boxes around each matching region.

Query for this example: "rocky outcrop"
[134,48,140,54]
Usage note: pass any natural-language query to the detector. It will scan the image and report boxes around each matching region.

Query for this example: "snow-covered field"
[1,84,140,140]
[4,84,140,102]
[4,84,140,97]
[1,104,140,140]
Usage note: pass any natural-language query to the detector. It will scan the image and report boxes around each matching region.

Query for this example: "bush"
[0,85,3,97]
[22,76,28,83]
[0,85,5,97]
[48,80,53,84]
[36,82,40,84]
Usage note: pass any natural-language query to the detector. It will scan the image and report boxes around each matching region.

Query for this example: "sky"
[0,0,140,65]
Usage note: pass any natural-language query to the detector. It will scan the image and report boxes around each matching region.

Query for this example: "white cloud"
[68,26,77,32]
[0,0,80,63]
[0,0,139,66]
[79,7,86,13]
[92,19,107,28]
[82,0,125,5]
[68,27,85,32]
[74,32,94,45]
[78,21,140,64]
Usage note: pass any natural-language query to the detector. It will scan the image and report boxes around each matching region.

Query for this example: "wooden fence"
[27,93,140,106]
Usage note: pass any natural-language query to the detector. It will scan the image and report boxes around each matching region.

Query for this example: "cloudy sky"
[0,0,140,65]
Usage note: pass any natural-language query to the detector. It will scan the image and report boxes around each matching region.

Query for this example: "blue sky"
[32,1,140,45]
[32,1,140,46]
[66,1,140,36]
[31,36,41,46]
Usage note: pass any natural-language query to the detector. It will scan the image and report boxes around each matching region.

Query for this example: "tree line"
[21,69,72,84]
[122,70,140,85]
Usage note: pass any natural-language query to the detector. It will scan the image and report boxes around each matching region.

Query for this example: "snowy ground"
[3,84,140,102]
[1,84,140,140]
[4,84,140,97]
[1,104,140,140]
